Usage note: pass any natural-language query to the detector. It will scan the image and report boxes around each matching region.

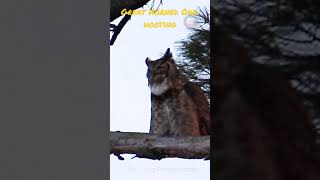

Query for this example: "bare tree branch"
[110,15,131,45]
[110,131,210,160]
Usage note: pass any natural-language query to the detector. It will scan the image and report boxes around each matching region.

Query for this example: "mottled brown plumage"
[146,48,210,137]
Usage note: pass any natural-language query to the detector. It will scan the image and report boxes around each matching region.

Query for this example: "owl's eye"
[158,66,165,70]
[158,64,169,71]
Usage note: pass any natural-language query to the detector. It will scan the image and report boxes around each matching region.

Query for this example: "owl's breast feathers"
[150,79,211,136]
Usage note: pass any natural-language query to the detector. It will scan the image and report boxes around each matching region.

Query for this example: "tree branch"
[110,131,210,160]
[110,15,131,45]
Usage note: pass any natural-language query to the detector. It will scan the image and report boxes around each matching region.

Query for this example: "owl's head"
[145,48,178,96]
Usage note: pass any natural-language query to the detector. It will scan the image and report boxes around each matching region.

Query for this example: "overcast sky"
[110,0,210,179]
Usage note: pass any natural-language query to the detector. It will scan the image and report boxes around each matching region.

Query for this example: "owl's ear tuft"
[145,57,151,67]
[163,48,172,60]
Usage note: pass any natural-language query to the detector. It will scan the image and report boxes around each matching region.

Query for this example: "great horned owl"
[145,48,210,137]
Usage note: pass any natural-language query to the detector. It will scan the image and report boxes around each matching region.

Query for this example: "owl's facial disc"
[146,53,174,95]
[148,63,171,96]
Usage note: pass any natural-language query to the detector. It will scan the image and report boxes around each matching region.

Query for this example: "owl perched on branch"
[145,48,210,137]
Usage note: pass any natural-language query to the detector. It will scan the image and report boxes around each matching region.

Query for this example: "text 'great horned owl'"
[145,48,210,137]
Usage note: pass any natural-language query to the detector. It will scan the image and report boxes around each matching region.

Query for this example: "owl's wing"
[185,82,211,135]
